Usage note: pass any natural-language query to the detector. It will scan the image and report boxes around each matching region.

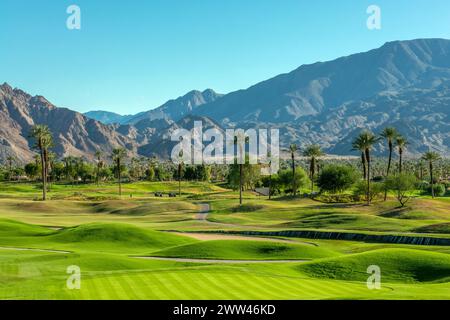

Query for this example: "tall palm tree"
[267,151,272,200]
[303,144,324,193]
[396,135,408,174]
[6,155,15,181]
[289,144,298,196]
[380,127,398,200]
[422,151,442,198]
[29,125,53,201]
[353,131,378,205]
[94,150,103,186]
[234,132,248,205]
[111,148,127,196]
[352,136,367,180]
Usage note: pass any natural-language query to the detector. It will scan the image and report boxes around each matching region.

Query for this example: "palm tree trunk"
[384,143,393,201]
[178,163,181,197]
[292,156,296,196]
[361,152,367,180]
[268,173,272,200]
[366,149,371,205]
[430,162,434,198]
[399,150,403,174]
[310,158,315,193]
[118,159,122,196]
[239,164,243,205]
[40,148,46,201]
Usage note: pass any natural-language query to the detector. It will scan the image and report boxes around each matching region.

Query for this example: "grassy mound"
[90,201,196,215]
[297,248,450,283]
[152,240,338,260]
[51,223,196,250]
[414,223,450,234]
[0,219,53,236]
[281,213,417,232]
[231,204,265,213]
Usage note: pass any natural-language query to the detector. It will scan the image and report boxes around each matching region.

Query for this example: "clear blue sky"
[1,0,450,114]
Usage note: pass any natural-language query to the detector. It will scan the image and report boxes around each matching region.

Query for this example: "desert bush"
[353,180,384,202]
[427,184,447,197]
[385,173,417,207]
[317,165,359,194]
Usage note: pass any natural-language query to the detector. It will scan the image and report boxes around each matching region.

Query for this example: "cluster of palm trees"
[28,124,129,200]
[352,127,443,204]
[286,143,324,197]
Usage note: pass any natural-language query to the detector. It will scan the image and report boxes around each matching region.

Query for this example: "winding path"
[196,203,210,221]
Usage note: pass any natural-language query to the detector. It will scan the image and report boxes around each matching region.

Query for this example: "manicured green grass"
[0,181,449,300]
[297,248,450,283]
[152,240,338,260]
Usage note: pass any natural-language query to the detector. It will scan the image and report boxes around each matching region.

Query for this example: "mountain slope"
[192,38,450,155]
[196,39,450,122]
[84,110,134,125]
[125,89,222,125]
[0,83,138,162]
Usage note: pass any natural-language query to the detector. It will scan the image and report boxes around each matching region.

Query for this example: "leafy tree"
[146,166,155,181]
[30,125,53,200]
[354,180,384,202]
[25,162,40,180]
[317,165,359,194]
[278,167,309,195]
[303,144,324,193]
[421,151,442,198]
[385,174,417,207]
[111,148,127,196]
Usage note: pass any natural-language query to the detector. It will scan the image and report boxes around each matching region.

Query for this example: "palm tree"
[111,148,127,196]
[29,125,53,201]
[94,150,103,186]
[352,136,367,180]
[303,144,324,193]
[177,150,184,197]
[267,151,272,200]
[6,155,15,181]
[422,151,442,198]
[396,135,407,174]
[353,131,378,205]
[234,132,248,205]
[289,144,298,196]
[380,127,398,200]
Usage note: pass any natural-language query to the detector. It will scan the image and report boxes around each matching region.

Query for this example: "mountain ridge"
[2,38,450,162]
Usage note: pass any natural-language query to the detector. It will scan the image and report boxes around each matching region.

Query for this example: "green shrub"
[428,184,447,197]
[353,180,384,202]
[317,165,359,194]
[385,174,417,207]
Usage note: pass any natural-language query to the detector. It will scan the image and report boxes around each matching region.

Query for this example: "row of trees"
[0,125,448,204]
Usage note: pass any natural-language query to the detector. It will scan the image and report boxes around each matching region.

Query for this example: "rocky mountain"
[124,89,223,125]
[0,83,138,162]
[2,38,450,163]
[84,110,134,125]
[192,38,450,155]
